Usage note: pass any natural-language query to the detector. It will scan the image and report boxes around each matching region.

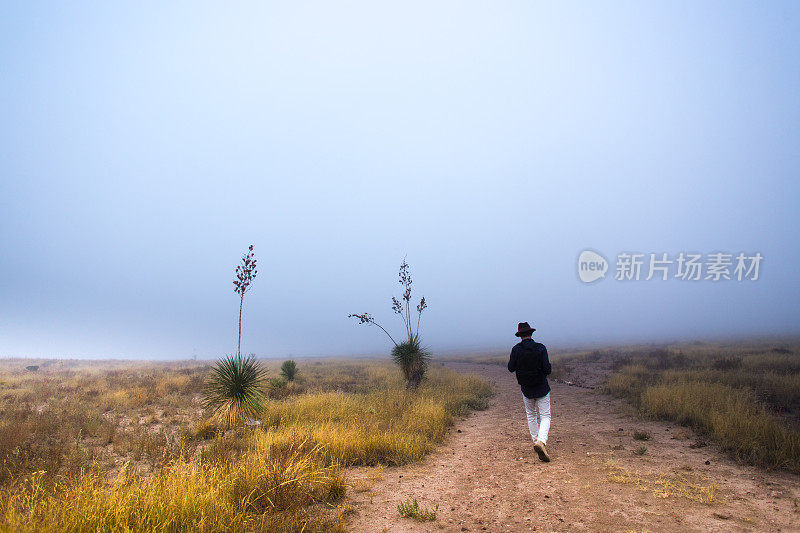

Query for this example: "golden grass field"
[0,358,493,532]
[2,340,798,531]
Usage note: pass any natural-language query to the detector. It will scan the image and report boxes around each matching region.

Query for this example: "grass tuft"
[397,497,438,521]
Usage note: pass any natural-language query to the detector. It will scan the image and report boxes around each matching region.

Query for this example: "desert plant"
[233,244,258,357]
[397,497,438,521]
[203,354,266,426]
[349,259,429,389]
[281,360,298,381]
[392,339,429,390]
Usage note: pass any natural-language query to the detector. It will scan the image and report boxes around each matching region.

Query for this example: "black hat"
[515,322,535,337]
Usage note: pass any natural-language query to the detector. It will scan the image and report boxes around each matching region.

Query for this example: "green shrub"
[397,498,437,521]
[280,361,297,382]
[392,339,429,390]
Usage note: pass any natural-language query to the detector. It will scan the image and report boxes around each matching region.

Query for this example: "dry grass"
[0,358,492,531]
[256,366,491,466]
[605,460,717,504]
[0,443,346,532]
[602,342,800,473]
[642,380,800,471]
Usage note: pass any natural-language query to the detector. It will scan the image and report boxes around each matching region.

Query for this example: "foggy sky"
[2,2,799,359]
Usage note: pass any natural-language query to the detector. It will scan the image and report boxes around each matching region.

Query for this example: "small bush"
[397,497,437,521]
[281,361,298,382]
[391,339,429,390]
[634,445,647,455]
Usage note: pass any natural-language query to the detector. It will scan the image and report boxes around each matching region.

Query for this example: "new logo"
[578,249,608,283]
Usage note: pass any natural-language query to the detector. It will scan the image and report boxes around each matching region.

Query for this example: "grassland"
[0,358,492,532]
[594,341,800,473]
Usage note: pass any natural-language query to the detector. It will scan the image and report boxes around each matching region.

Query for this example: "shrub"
[281,361,297,382]
[392,339,429,390]
[397,497,437,521]
[203,354,267,427]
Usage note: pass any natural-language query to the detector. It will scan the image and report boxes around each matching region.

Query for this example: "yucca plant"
[392,338,429,390]
[203,353,266,426]
[350,259,430,389]
[281,360,297,381]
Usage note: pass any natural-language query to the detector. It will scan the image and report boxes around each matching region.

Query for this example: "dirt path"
[345,363,800,532]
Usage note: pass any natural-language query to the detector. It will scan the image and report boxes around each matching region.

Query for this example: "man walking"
[508,322,552,462]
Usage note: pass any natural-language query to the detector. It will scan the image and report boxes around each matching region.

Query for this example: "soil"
[344,362,800,532]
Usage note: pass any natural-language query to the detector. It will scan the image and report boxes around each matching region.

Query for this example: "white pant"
[522,392,551,444]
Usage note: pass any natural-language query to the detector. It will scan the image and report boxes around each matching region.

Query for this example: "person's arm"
[540,344,552,376]
[507,346,517,372]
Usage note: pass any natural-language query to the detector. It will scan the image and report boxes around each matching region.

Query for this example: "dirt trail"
[345,363,800,532]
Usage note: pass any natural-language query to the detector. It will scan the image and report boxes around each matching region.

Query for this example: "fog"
[2,2,799,359]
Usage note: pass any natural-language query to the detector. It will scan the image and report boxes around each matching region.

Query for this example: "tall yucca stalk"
[203,354,266,426]
[233,245,258,358]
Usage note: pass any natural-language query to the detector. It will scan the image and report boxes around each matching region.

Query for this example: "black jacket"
[508,339,551,399]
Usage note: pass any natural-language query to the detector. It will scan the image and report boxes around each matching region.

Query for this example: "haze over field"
[2,2,799,358]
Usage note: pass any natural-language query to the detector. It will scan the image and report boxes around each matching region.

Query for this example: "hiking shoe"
[534,440,551,462]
